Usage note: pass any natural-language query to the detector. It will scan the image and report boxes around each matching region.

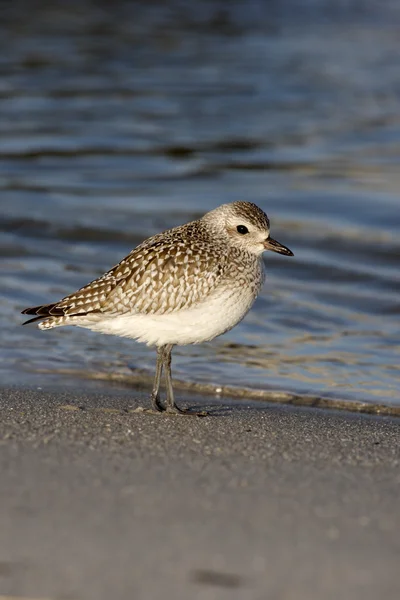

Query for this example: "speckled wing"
[32,223,226,320]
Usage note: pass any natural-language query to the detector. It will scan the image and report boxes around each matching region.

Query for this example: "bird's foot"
[133,405,208,417]
[165,405,209,417]
[143,394,209,417]
[150,392,165,413]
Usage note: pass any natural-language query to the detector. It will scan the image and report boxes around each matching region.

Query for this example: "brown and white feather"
[22,202,276,345]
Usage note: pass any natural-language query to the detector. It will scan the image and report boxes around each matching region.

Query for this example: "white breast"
[82,280,261,347]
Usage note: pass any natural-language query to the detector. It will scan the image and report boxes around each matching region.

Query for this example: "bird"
[22,201,293,415]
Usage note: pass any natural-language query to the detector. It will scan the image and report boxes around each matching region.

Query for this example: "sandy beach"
[0,386,399,600]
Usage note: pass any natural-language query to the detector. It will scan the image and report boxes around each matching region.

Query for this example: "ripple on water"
[1,0,400,409]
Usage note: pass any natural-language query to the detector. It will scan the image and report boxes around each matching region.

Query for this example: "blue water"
[1,0,400,408]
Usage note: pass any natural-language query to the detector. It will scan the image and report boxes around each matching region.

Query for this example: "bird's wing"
[23,224,226,320]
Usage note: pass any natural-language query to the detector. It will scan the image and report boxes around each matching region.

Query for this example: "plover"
[22,202,293,414]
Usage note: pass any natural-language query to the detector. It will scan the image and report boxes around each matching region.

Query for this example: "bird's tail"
[22,303,65,328]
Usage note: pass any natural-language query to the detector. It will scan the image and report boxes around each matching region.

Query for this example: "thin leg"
[147,345,208,417]
[150,346,165,412]
[162,344,186,414]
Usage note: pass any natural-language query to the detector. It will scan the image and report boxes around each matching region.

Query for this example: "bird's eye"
[236,225,249,235]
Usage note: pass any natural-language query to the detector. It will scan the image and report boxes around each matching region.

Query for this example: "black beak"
[263,237,294,257]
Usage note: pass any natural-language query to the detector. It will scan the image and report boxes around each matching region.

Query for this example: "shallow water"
[1,1,400,409]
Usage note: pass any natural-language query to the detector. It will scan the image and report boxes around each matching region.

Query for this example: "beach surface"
[0,386,399,600]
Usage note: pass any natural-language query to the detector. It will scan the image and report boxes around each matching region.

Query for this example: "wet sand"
[0,386,399,600]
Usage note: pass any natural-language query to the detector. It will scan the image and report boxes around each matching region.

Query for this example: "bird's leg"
[150,346,165,412]
[162,344,187,415]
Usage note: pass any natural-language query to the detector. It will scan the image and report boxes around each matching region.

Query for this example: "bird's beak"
[264,237,294,257]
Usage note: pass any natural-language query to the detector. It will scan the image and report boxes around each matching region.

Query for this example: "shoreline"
[8,369,400,417]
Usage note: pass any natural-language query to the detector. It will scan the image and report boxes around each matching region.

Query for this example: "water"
[1,0,400,410]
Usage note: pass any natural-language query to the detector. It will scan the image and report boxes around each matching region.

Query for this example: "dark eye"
[236,225,249,235]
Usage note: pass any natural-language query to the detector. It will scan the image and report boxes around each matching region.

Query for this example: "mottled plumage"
[22,201,293,414]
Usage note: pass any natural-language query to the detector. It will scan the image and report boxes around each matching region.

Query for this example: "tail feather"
[22,302,94,327]
[22,303,61,326]
[22,315,47,326]
[22,302,64,317]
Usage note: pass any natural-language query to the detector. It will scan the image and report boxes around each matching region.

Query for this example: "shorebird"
[22,201,293,414]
